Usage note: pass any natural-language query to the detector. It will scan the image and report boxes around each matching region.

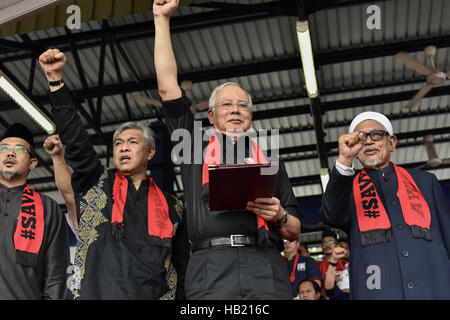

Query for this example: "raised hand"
[153,0,179,18]
[337,131,366,167]
[331,246,347,262]
[43,135,64,157]
[38,48,67,81]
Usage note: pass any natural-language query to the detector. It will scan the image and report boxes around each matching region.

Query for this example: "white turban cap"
[348,111,393,136]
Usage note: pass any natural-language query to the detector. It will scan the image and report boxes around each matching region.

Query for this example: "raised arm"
[39,49,103,194]
[153,0,182,100]
[319,132,366,232]
[324,247,347,290]
[43,134,77,230]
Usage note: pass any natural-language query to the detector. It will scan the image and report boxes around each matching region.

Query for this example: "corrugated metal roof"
[0,0,198,37]
[0,0,449,223]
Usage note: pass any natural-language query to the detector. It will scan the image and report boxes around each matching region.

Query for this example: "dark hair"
[1,123,35,149]
[322,228,337,240]
[298,279,321,294]
[29,146,38,159]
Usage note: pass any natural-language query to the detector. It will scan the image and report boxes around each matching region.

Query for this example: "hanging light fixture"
[0,71,55,134]
[296,20,318,98]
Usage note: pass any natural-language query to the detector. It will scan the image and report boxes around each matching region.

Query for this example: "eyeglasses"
[322,240,336,245]
[216,99,251,110]
[358,129,389,141]
[0,144,29,154]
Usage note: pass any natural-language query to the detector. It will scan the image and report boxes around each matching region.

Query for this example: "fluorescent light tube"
[296,20,318,98]
[0,71,55,134]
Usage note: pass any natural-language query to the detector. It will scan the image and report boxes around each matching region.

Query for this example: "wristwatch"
[275,210,288,228]
[329,261,338,267]
[48,78,64,86]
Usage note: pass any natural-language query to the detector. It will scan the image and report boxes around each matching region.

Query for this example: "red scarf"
[284,253,300,283]
[111,172,172,240]
[202,134,269,233]
[1,184,44,267]
[353,163,431,246]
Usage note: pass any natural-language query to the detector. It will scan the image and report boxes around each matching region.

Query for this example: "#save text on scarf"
[0,185,44,267]
[353,163,431,246]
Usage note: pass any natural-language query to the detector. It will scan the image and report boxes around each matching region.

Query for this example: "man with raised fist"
[38,48,189,300]
[153,0,301,300]
[320,111,450,299]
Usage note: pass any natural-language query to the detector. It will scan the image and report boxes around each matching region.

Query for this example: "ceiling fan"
[129,80,209,115]
[415,135,450,169]
[395,45,450,109]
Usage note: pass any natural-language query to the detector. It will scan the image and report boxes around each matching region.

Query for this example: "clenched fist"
[43,135,64,157]
[337,131,367,167]
[39,49,66,81]
[153,0,179,18]
[331,246,347,263]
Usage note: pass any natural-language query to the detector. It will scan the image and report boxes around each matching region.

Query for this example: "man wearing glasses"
[320,111,450,299]
[316,229,349,299]
[0,123,69,299]
[153,0,301,299]
[317,229,348,284]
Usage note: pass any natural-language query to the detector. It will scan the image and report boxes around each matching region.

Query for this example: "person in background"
[299,243,310,257]
[324,246,350,300]
[316,229,348,287]
[338,238,350,260]
[297,280,322,300]
[283,238,321,298]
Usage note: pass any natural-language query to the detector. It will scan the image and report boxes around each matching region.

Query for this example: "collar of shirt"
[0,182,27,193]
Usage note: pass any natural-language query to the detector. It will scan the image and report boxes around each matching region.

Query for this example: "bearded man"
[320,111,450,299]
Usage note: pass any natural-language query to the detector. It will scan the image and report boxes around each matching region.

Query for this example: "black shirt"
[161,93,300,249]
[0,183,69,299]
[49,86,189,299]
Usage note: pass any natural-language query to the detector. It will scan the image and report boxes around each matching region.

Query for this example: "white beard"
[0,170,17,180]
[363,158,382,167]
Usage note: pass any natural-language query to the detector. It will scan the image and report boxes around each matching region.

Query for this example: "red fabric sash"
[111,172,172,239]
[284,253,301,283]
[0,185,45,267]
[353,163,431,245]
[202,134,269,232]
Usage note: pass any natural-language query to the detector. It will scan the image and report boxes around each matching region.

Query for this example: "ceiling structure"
[1,0,449,244]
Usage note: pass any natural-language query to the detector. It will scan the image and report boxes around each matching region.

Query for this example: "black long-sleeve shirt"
[49,85,189,299]
[0,183,69,299]
[161,93,300,249]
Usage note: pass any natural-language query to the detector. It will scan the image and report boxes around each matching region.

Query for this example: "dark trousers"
[185,246,291,299]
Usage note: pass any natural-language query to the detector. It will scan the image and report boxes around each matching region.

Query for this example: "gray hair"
[208,82,253,113]
[113,121,155,149]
